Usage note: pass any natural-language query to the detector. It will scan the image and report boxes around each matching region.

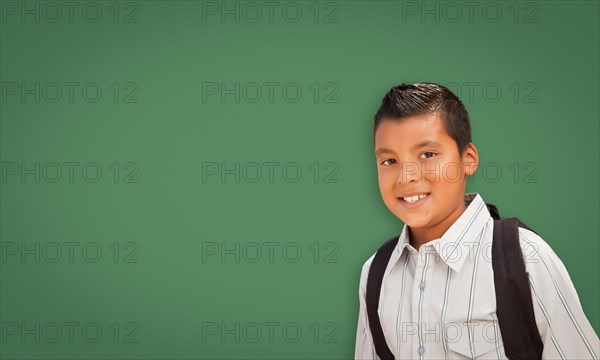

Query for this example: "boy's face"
[374,113,478,230]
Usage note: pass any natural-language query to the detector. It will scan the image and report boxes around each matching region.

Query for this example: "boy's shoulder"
[517,225,569,277]
[517,225,549,254]
[359,252,377,281]
[358,233,401,279]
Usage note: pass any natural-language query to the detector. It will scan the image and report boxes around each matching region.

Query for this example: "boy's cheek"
[378,189,398,206]
[423,161,464,184]
[377,171,396,188]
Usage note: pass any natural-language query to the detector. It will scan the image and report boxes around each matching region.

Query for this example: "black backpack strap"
[492,218,543,359]
[515,218,539,236]
[485,202,501,220]
[366,235,399,360]
[485,201,537,235]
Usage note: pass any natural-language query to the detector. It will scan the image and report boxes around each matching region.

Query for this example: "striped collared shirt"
[355,192,600,359]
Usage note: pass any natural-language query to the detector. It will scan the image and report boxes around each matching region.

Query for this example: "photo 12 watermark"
[1,161,140,184]
[1,321,140,344]
[1,241,141,264]
[1,1,140,24]
[378,160,540,184]
[201,241,340,264]
[398,1,540,24]
[201,161,340,184]
[200,82,340,104]
[199,2,340,24]
[441,81,540,104]
[1,82,140,104]
[201,321,339,343]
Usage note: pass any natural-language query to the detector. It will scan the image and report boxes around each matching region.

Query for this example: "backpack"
[365,202,544,360]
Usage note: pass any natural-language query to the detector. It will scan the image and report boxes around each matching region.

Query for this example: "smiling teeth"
[402,194,429,203]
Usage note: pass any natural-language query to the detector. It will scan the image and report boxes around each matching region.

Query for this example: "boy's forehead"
[374,114,446,148]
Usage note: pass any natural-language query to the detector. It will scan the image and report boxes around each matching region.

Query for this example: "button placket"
[415,250,432,359]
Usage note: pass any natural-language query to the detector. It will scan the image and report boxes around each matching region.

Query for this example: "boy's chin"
[404,222,429,230]
[399,214,430,229]
[386,202,431,228]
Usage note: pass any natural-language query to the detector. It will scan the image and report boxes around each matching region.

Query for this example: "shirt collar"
[395,192,491,273]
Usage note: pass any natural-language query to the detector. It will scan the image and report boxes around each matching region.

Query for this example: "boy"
[355,83,600,359]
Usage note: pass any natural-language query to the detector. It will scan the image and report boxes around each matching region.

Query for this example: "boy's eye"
[380,153,436,165]
[420,152,436,159]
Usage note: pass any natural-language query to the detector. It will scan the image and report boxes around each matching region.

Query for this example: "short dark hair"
[373,82,472,156]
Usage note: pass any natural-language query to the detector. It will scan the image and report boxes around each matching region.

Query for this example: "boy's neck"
[408,201,467,252]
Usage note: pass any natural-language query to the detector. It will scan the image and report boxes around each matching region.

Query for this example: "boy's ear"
[462,142,479,176]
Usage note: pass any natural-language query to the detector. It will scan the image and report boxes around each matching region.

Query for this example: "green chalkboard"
[1,1,598,358]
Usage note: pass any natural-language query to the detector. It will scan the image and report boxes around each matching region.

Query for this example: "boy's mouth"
[398,192,430,208]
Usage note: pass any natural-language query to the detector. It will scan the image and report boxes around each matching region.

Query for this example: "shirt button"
[419,281,426,290]
[418,345,425,355]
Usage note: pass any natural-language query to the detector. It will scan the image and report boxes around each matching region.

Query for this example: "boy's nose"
[396,161,420,183]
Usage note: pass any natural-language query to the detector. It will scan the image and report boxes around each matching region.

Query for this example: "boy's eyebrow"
[375,140,441,156]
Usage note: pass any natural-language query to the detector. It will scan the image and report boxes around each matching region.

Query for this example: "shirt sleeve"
[519,227,600,360]
[355,255,381,360]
